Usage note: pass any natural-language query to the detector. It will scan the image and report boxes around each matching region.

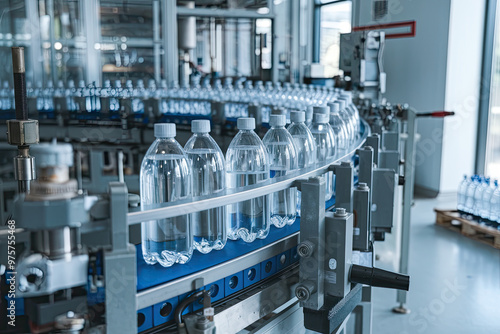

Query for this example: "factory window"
[485,2,500,179]
[314,0,352,78]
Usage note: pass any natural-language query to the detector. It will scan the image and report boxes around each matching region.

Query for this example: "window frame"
[476,0,499,174]
[312,0,351,63]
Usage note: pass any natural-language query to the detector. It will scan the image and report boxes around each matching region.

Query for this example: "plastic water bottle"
[184,120,227,253]
[263,114,298,227]
[480,179,497,222]
[464,175,478,215]
[328,102,348,152]
[141,123,193,267]
[0,81,12,112]
[473,177,488,219]
[226,117,270,243]
[489,185,500,223]
[457,175,470,213]
[309,108,336,201]
[336,100,355,145]
[287,111,316,215]
[305,106,314,127]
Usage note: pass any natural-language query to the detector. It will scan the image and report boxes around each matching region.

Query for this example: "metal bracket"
[104,182,137,334]
[296,176,326,310]
[334,162,353,213]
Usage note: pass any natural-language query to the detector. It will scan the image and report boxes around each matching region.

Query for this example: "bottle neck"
[155,136,176,141]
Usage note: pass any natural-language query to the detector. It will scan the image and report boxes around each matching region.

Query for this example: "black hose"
[174,290,205,326]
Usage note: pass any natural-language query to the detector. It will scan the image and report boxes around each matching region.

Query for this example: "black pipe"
[350,264,410,291]
[174,290,206,326]
[11,47,28,121]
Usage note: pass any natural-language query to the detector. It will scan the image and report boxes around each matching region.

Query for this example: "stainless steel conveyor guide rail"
[132,120,371,310]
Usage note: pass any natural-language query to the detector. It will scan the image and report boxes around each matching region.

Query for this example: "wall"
[352,0,485,195]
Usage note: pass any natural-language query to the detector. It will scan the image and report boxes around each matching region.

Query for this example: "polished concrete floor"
[372,194,500,334]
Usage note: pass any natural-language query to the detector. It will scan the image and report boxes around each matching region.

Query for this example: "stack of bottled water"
[458,175,500,226]
[15,78,361,136]
[140,96,359,267]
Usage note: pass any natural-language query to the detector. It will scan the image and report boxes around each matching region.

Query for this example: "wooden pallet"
[434,209,500,249]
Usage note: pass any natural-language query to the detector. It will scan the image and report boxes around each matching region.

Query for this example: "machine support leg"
[393,109,417,314]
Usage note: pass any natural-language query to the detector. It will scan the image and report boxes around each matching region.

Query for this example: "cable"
[174,290,206,327]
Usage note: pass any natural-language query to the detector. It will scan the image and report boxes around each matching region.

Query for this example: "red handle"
[416,111,455,118]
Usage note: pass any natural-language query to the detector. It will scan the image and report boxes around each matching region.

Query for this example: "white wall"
[352,0,485,195]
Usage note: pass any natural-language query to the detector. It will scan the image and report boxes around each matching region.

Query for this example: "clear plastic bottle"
[287,110,317,215]
[480,179,497,222]
[457,175,469,213]
[328,102,348,152]
[336,100,355,146]
[464,175,479,216]
[110,80,122,113]
[473,176,487,219]
[226,117,270,243]
[132,79,146,117]
[489,184,500,223]
[1,81,12,112]
[309,110,336,201]
[184,120,227,253]
[287,111,317,169]
[42,80,55,117]
[263,114,298,227]
[339,93,360,138]
[141,123,193,267]
[305,106,314,127]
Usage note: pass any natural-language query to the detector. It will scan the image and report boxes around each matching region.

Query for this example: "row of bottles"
[457,175,500,225]
[141,99,360,267]
[0,78,360,133]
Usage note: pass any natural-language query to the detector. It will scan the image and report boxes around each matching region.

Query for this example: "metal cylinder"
[177,1,197,50]
[31,227,81,258]
[11,47,25,73]
[14,155,35,181]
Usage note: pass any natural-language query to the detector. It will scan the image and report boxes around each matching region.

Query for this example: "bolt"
[358,182,369,190]
[295,286,310,301]
[297,241,314,258]
[335,208,347,217]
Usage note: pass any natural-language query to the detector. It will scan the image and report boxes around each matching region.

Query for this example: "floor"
[371,194,500,334]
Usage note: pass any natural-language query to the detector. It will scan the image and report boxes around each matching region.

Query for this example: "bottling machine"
[0,45,417,334]
[0,1,462,333]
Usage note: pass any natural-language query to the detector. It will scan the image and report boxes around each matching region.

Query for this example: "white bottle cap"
[290,111,305,123]
[313,106,329,115]
[191,120,211,133]
[313,113,328,124]
[337,100,346,110]
[328,102,340,113]
[269,114,286,127]
[237,117,255,130]
[154,123,176,138]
